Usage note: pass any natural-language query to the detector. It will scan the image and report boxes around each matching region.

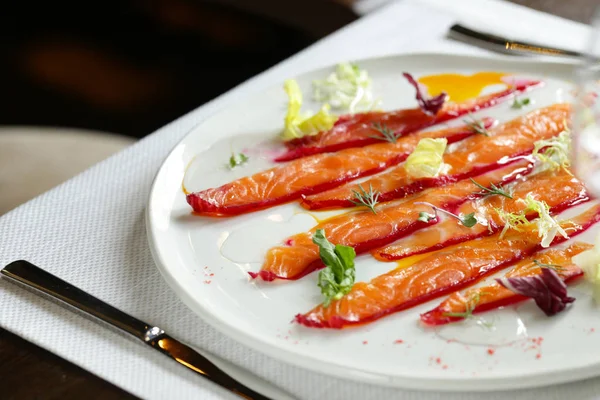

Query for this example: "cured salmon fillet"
[277,80,541,161]
[187,122,486,216]
[420,243,592,326]
[253,162,532,281]
[372,168,589,261]
[301,104,570,210]
[294,205,600,329]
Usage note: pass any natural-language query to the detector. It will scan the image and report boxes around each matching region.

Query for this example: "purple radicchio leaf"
[496,268,575,316]
[402,72,448,116]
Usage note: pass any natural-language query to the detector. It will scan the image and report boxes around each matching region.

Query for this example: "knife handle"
[1,260,282,400]
[449,23,587,59]
[2,260,151,339]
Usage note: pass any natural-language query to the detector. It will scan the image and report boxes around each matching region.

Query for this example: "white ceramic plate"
[147,53,600,391]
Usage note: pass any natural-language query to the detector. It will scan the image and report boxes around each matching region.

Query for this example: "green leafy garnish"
[418,211,435,223]
[312,62,376,113]
[533,259,566,273]
[228,152,249,169]
[415,202,479,228]
[313,229,356,307]
[511,97,531,109]
[442,292,493,327]
[404,137,448,178]
[464,114,490,136]
[281,79,338,140]
[369,122,397,143]
[470,178,513,199]
[495,193,568,247]
[532,128,571,173]
[350,184,380,214]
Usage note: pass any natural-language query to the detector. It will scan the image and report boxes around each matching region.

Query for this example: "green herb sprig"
[442,292,494,328]
[313,229,356,307]
[350,184,380,214]
[470,178,513,199]
[464,114,490,137]
[512,97,531,109]
[533,259,566,274]
[369,122,397,143]
[228,152,249,169]
[416,201,479,228]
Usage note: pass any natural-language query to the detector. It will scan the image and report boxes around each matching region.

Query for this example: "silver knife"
[1,260,296,400]
[448,23,592,60]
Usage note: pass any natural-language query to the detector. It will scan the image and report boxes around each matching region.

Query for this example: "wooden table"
[1,1,595,398]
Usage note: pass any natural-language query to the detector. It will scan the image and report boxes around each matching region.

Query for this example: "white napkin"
[0,1,596,399]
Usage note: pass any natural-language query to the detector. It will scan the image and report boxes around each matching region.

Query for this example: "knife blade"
[1,260,296,400]
[448,23,591,60]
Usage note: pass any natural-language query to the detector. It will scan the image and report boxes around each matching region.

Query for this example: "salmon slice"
[420,242,592,326]
[253,162,532,281]
[186,122,486,216]
[372,168,589,261]
[276,80,541,161]
[301,104,570,210]
[295,205,600,329]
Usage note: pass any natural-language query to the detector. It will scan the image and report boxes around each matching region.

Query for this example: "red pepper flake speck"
[394,339,404,344]
[487,348,495,355]
[536,353,542,359]
[442,365,448,370]
[362,340,368,345]
[435,357,442,364]
[591,328,596,333]
[203,280,211,284]
[209,273,214,277]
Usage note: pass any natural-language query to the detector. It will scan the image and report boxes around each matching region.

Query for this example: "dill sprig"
[350,184,380,214]
[442,292,494,327]
[369,122,397,143]
[463,114,490,136]
[470,178,513,199]
[533,259,566,273]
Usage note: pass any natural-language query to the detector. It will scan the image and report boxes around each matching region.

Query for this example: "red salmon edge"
[296,207,599,329]
[302,154,533,211]
[279,80,543,162]
[374,192,591,262]
[275,117,491,163]
[294,313,346,329]
[186,171,371,216]
[433,80,543,120]
[247,270,278,281]
[256,219,438,283]
[419,271,584,326]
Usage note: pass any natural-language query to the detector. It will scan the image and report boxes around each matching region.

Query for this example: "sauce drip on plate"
[418,72,508,102]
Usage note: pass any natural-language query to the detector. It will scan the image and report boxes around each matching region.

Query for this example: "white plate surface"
[147,53,600,391]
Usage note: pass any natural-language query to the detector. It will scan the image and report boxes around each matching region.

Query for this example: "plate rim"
[146,52,598,391]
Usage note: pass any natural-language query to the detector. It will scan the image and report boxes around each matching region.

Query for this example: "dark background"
[0,0,597,399]
[0,0,357,138]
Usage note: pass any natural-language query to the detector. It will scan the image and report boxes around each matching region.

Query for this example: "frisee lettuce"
[312,62,376,113]
[404,138,449,178]
[281,79,338,140]
[495,193,568,247]
[532,127,571,173]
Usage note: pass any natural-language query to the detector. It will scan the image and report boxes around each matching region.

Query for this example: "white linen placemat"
[1,0,596,399]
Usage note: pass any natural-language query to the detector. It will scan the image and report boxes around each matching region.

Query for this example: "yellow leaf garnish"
[404,138,448,178]
[281,79,338,140]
